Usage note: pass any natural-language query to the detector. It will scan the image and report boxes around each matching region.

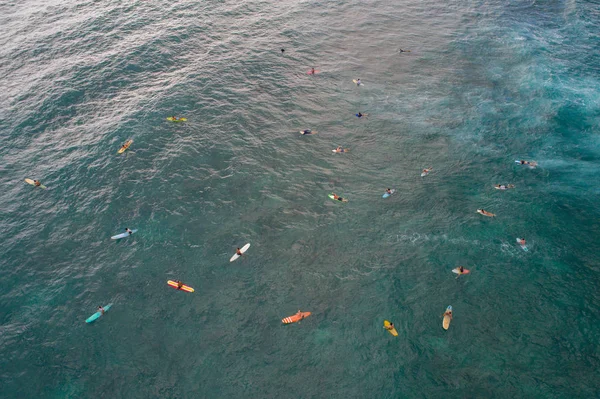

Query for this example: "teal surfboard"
[86,304,112,323]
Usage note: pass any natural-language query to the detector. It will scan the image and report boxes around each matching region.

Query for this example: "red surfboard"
[167,280,194,293]
[282,311,311,324]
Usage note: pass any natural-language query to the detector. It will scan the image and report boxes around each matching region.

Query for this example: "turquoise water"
[1,0,600,397]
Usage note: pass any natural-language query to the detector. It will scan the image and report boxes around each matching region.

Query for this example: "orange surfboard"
[282,311,311,324]
[167,280,194,293]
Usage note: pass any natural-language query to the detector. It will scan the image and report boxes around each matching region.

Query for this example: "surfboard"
[516,238,528,252]
[352,79,363,86]
[282,311,311,324]
[299,130,317,135]
[167,280,194,292]
[494,184,515,190]
[382,189,396,198]
[383,320,398,336]
[111,229,137,240]
[332,149,349,153]
[328,194,348,203]
[24,178,47,189]
[118,139,133,154]
[86,304,112,323]
[230,243,251,262]
[167,117,187,122]
[442,306,452,330]
[452,267,470,275]
[477,209,495,217]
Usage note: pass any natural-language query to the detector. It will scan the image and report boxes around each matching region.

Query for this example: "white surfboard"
[230,243,251,262]
[111,229,137,240]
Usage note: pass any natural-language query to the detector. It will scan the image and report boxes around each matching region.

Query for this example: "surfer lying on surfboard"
[300,129,316,135]
[334,146,348,153]
[477,209,495,217]
[494,184,515,190]
[517,160,537,167]
[98,306,105,315]
[236,248,243,256]
[125,228,133,235]
[517,238,526,246]
[34,180,42,187]
[443,308,453,319]
[332,193,348,202]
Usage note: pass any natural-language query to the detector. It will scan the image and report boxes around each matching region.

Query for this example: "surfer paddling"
[443,308,453,319]
[477,209,495,217]
[517,160,537,167]
[236,248,243,256]
[332,193,348,202]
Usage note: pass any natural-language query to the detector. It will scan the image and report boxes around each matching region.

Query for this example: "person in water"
[332,193,345,202]
[125,228,133,235]
[281,48,285,53]
[310,67,315,74]
[356,112,363,118]
[98,306,105,315]
[386,188,392,195]
[356,79,361,85]
[236,248,243,256]
[34,180,41,187]
[385,322,395,330]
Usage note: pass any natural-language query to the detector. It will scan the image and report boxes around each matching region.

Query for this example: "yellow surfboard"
[118,139,133,154]
[166,117,187,122]
[384,320,398,336]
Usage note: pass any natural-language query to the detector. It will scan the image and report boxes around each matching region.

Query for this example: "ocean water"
[1,0,599,397]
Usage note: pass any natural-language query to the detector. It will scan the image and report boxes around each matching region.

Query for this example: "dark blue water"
[1,0,599,397]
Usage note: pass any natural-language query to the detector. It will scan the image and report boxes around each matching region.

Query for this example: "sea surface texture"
[1,0,599,398]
